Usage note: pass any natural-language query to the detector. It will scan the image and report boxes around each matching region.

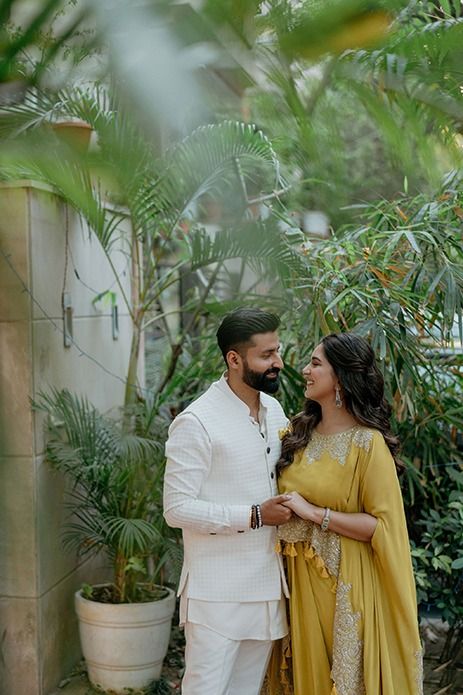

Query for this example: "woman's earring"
[335,385,342,409]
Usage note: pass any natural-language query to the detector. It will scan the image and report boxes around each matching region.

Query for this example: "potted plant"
[35,388,180,694]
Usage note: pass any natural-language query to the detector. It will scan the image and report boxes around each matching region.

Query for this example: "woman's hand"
[282,491,322,524]
[283,492,378,542]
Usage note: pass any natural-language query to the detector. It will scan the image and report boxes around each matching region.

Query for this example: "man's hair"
[216,308,280,365]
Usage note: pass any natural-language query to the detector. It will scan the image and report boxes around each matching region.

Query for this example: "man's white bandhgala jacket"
[163,376,289,603]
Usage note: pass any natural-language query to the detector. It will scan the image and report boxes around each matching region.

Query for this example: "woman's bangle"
[320,507,331,532]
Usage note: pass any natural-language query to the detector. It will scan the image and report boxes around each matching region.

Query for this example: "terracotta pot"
[52,120,93,152]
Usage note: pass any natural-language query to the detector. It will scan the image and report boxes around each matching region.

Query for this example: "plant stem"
[155,263,222,397]
[124,227,143,408]
[115,551,127,603]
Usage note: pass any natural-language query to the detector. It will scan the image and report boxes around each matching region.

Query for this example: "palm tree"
[33,388,173,603]
[0,84,304,408]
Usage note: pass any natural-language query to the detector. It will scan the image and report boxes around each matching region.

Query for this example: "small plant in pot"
[35,388,180,694]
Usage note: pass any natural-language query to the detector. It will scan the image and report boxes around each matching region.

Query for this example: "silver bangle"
[321,507,331,532]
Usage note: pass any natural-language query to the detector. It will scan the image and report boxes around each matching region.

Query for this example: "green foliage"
[247,0,463,224]
[0,84,299,410]
[0,1,94,86]
[189,218,306,279]
[33,388,180,603]
[411,495,463,628]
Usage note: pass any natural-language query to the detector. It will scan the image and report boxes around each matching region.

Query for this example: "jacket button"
[270,472,275,479]
[266,447,271,454]
[209,532,217,535]
[237,530,245,533]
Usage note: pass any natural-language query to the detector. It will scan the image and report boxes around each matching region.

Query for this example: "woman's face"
[302,343,337,403]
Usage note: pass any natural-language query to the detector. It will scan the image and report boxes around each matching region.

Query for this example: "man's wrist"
[231,505,255,532]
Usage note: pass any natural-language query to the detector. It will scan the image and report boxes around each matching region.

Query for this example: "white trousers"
[182,621,273,695]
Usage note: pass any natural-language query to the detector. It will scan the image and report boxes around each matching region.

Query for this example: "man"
[163,307,292,695]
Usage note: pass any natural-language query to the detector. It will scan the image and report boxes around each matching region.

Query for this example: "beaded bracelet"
[249,504,263,530]
[248,505,254,529]
[256,504,263,528]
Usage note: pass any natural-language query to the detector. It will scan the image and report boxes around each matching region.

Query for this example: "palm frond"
[142,120,283,235]
[189,218,307,281]
[105,517,161,558]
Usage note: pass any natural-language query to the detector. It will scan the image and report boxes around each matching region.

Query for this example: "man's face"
[240,331,284,394]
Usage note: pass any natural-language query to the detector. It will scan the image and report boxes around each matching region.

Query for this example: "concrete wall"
[0,182,133,695]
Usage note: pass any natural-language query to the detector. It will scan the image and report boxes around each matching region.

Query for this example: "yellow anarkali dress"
[270,426,423,695]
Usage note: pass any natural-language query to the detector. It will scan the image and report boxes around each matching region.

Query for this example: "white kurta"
[181,596,287,641]
[164,375,289,640]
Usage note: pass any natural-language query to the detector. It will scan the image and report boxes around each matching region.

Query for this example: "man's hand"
[260,494,293,526]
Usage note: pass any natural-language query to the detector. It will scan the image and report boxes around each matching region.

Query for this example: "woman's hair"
[216,307,280,365]
[277,332,403,477]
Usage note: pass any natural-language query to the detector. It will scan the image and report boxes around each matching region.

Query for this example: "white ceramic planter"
[75,585,176,693]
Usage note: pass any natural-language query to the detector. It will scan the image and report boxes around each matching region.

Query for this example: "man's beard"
[242,361,281,394]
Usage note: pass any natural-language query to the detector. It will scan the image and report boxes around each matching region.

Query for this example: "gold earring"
[335,385,342,408]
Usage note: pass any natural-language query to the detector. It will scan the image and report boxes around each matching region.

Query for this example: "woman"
[273,333,423,695]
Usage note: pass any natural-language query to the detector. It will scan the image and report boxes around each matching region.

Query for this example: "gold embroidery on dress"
[352,428,373,452]
[311,524,341,577]
[331,582,366,695]
[277,518,341,578]
[415,649,424,695]
[277,517,312,544]
[305,427,373,466]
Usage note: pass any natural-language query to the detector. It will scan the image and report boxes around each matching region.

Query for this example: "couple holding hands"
[163,308,423,695]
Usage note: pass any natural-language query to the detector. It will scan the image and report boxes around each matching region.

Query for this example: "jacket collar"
[215,374,270,417]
